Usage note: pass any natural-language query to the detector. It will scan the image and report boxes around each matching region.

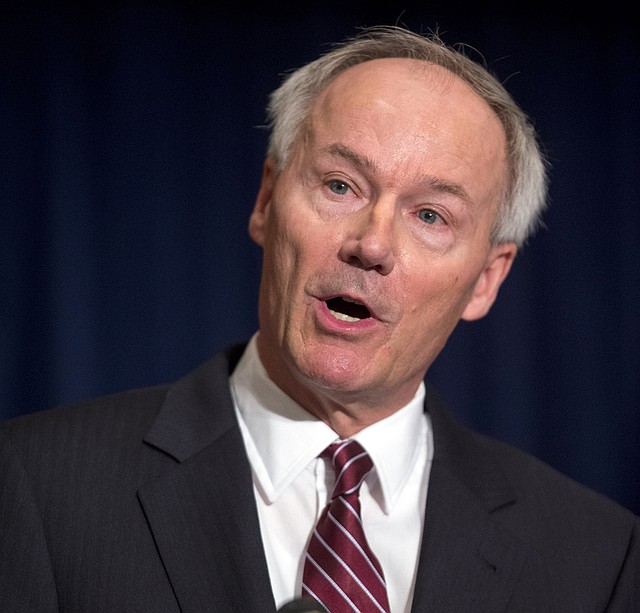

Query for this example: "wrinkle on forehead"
[300,58,507,212]
[325,142,474,205]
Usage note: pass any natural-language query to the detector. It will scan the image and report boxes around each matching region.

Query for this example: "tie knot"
[322,439,373,499]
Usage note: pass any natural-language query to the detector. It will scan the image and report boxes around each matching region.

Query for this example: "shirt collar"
[230,334,427,514]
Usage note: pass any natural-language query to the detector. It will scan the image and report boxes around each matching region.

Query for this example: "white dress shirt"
[230,334,433,612]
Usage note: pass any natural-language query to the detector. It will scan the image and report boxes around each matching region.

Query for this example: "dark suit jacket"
[1,344,638,612]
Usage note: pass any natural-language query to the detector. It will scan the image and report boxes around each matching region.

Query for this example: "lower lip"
[314,299,379,333]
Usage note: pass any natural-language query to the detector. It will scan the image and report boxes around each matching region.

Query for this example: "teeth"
[329,309,361,323]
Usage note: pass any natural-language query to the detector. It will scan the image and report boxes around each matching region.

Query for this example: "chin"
[295,345,372,393]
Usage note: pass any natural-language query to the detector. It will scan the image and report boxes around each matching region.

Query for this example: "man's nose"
[338,199,396,275]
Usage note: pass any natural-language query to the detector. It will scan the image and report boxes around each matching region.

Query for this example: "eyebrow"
[326,143,472,205]
[327,143,375,170]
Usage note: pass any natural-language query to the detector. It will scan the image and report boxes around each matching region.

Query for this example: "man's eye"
[418,209,441,225]
[328,180,350,195]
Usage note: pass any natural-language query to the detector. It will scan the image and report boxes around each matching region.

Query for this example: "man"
[1,25,638,613]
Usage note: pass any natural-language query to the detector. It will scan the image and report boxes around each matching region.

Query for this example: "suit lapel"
[411,384,529,612]
[411,461,528,612]
[138,346,276,613]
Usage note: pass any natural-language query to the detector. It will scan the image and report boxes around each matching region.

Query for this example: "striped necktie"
[302,439,390,613]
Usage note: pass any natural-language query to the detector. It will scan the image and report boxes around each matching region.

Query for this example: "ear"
[461,242,517,321]
[248,157,277,247]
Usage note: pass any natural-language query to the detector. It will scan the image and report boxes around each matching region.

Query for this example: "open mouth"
[326,297,371,322]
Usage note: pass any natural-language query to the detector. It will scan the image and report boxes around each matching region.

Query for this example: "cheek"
[262,215,324,300]
[269,223,308,272]
[403,259,477,322]
[275,209,339,269]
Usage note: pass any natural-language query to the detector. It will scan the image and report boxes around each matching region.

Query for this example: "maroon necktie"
[302,439,391,613]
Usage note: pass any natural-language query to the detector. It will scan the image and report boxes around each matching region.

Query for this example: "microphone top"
[277,597,328,613]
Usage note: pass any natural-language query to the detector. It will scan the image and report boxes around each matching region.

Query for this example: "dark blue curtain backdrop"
[2,2,639,515]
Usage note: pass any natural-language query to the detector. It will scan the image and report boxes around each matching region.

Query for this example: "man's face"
[249,58,516,421]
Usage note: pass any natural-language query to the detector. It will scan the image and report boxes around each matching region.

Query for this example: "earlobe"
[461,242,517,321]
[248,157,277,247]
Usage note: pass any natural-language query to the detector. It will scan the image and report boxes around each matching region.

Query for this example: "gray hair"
[265,25,548,247]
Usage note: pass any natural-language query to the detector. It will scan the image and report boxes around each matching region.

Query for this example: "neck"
[264,364,417,438]
[254,332,421,437]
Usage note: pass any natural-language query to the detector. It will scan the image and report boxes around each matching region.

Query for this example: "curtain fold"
[2,3,638,515]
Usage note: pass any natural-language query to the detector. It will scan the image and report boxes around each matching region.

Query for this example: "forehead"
[305,58,507,205]
[316,57,499,128]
